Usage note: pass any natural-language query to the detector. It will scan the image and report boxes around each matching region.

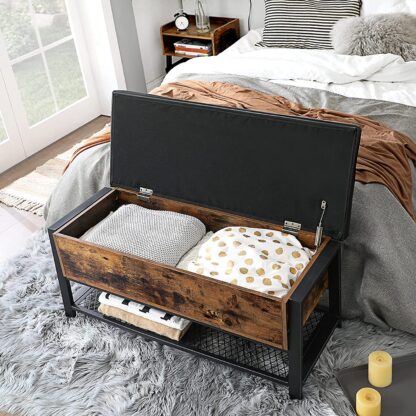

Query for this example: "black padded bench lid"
[110,91,361,241]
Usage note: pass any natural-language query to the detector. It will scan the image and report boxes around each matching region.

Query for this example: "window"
[0,0,87,126]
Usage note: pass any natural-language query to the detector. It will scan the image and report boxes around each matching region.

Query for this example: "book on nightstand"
[174,39,212,57]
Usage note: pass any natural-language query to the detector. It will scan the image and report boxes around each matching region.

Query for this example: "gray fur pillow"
[331,13,416,62]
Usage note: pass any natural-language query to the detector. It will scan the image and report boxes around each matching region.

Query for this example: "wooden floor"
[0,116,110,263]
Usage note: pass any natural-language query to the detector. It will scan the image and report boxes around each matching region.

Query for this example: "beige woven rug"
[0,147,75,216]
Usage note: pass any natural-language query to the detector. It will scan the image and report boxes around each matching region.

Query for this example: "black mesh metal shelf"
[74,285,326,384]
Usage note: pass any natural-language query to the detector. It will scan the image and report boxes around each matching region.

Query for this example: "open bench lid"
[110,91,361,241]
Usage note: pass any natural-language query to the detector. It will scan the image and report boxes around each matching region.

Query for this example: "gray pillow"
[331,13,416,61]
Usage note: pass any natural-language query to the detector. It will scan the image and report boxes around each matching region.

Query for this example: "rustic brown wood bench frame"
[48,186,341,400]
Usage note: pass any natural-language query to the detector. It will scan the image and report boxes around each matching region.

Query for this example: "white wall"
[183,0,265,34]
[76,0,126,115]
[110,0,147,92]
[133,0,181,91]
[133,0,265,91]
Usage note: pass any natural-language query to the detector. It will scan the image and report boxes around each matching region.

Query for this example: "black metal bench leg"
[288,300,303,400]
[57,274,76,318]
[328,246,342,328]
[48,230,76,318]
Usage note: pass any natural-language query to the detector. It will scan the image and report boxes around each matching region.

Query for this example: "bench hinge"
[314,200,327,249]
[137,187,153,202]
[283,220,301,236]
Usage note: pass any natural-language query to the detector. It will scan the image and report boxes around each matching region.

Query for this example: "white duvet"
[164,30,416,107]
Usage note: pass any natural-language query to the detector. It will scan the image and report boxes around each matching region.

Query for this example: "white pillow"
[362,0,416,15]
[177,232,213,269]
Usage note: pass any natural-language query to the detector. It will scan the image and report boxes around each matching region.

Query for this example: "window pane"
[0,114,7,143]
[46,40,86,110]
[0,0,38,60]
[13,55,56,126]
[32,0,71,46]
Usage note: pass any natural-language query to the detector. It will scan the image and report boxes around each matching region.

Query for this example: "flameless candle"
[369,351,392,388]
[356,388,381,416]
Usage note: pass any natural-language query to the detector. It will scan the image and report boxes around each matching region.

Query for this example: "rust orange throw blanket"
[67,81,416,218]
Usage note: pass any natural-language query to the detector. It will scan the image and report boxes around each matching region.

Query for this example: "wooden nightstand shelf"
[161,16,240,73]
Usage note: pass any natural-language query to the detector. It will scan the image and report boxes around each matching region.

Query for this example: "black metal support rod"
[165,55,173,73]
[328,245,342,328]
[48,228,76,318]
[288,300,304,400]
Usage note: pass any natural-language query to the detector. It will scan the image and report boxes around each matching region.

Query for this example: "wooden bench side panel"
[55,234,287,349]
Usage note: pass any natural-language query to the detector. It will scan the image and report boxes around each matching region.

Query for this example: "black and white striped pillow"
[258,0,361,49]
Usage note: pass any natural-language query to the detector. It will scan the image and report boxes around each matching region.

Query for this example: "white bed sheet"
[164,29,416,107]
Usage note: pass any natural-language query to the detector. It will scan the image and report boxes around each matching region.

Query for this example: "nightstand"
[161,16,240,73]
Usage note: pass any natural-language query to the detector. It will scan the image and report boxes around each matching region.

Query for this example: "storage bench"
[49,92,360,399]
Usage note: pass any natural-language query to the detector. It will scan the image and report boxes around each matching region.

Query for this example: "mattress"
[164,29,416,108]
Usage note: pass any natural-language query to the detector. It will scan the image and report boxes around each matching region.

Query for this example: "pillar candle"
[369,351,392,388]
[356,388,381,416]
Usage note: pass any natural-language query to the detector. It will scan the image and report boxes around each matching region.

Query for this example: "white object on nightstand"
[174,11,190,30]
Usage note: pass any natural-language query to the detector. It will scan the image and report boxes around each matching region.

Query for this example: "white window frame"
[0,0,128,173]
[0,69,26,172]
[0,0,101,159]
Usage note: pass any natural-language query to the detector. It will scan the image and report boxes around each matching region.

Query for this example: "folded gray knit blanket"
[82,204,206,266]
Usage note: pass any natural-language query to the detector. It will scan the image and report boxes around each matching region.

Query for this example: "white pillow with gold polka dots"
[187,227,312,298]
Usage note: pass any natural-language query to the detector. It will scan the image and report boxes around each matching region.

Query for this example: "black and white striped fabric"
[98,292,191,331]
[258,0,361,49]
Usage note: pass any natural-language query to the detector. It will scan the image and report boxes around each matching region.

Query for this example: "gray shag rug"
[0,231,415,416]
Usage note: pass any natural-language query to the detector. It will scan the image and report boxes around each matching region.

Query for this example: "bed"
[44,22,416,335]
